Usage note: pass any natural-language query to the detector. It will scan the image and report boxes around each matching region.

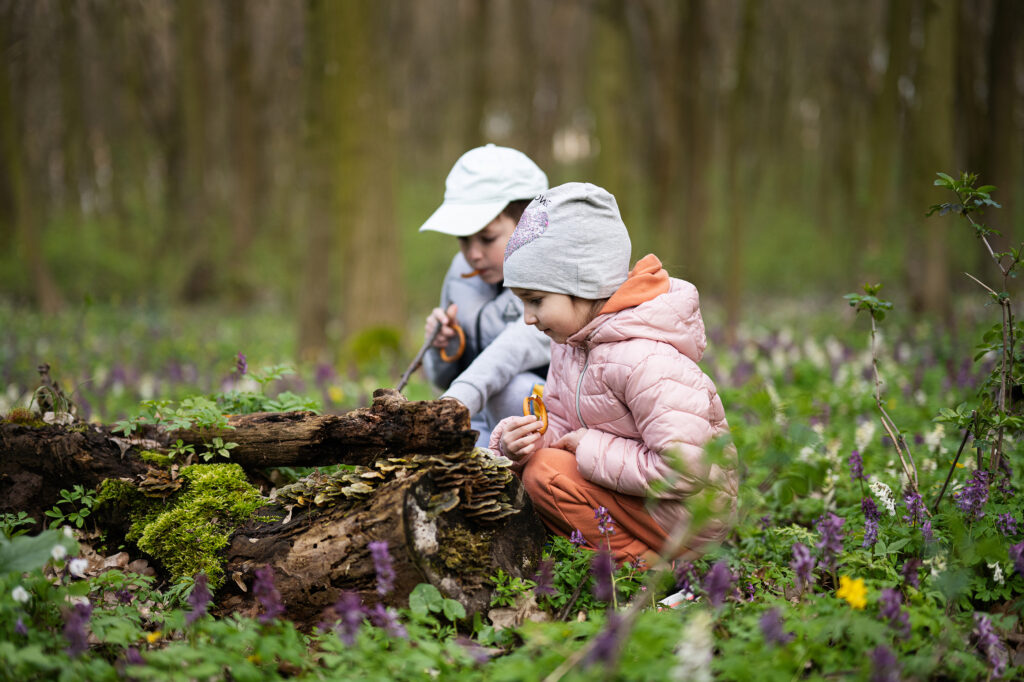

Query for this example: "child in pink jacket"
[489,182,738,566]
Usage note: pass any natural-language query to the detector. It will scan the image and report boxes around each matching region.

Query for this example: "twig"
[931,411,974,514]
[869,316,919,492]
[395,325,442,392]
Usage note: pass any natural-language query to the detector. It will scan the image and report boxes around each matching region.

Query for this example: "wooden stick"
[396,325,442,392]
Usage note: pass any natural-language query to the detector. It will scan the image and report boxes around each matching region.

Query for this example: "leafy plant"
[43,485,96,530]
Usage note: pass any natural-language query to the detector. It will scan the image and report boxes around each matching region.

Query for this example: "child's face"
[457,214,517,285]
[511,288,598,344]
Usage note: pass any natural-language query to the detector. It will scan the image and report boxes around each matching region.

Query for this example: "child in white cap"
[490,182,738,566]
[418,144,552,446]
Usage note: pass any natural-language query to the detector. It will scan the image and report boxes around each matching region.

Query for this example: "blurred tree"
[0,2,64,312]
[864,0,914,282]
[225,0,261,301]
[906,0,955,322]
[58,0,86,218]
[723,0,761,344]
[589,0,633,212]
[176,0,214,302]
[298,0,334,360]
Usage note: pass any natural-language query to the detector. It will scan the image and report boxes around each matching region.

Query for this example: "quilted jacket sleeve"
[573,349,727,499]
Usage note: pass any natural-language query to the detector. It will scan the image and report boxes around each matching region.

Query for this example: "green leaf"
[442,598,466,622]
[409,583,444,616]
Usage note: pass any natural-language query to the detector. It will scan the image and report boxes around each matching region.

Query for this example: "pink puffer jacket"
[494,274,738,549]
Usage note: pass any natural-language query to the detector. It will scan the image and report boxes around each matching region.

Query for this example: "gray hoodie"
[424,252,551,440]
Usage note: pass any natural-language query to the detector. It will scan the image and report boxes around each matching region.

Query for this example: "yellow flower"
[145,630,162,643]
[836,575,867,609]
[328,386,344,403]
[247,654,262,664]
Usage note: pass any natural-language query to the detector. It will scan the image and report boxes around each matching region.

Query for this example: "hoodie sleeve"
[442,319,551,415]
[573,350,726,499]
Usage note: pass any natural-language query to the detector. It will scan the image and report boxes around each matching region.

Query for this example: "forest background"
[2,0,1023,365]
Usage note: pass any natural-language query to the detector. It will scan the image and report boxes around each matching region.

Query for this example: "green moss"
[131,463,264,589]
[139,450,174,467]
[435,526,491,574]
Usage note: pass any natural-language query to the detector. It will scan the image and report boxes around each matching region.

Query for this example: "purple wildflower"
[849,450,866,482]
[253,565,285,623]
[533,559,556,598]
[115,588,133,604]
[790,542,816,592]
[921,520,934,543]
[759,607,794,646]
[869,645,901,682]
[953,470,990,520]
[973,613,1007,678]
[861,497,880,548]
[583,612,623,667]
[902,490,926,527]
[124,646,144,665]
[815,513,846,570]
[702,560,734,608]
[591,549,615,602]
[1011,542,1024,576]
[15,617,28,636]
[368,540,396,596]
[332,591,365,646]
[863,518,879,548]
[878,588,910,639]
[674,561,696,594]
[594,506,616,536]
[63,601,93,657]
[995,513,1017,537]
[901,558,922,589]
[569,529,586,547]
[367,603,408,639]
[236,352,247,376]
[185,574,211,625]
[758,515,772,532]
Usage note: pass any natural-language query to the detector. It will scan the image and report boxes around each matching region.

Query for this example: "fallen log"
[0,389,477,522]
[1,390,548,622]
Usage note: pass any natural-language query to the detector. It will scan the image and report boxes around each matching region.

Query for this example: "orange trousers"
[520,448,668,565]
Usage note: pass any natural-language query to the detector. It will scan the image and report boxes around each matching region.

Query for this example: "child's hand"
[425,304,458,349]
[500,415,545,461]
[552,428,587,453]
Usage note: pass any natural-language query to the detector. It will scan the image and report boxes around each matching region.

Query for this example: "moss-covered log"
[1,390,476,523]
[218,467,547,627]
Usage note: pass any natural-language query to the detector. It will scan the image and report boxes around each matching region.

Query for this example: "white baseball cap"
[418,144,548,237]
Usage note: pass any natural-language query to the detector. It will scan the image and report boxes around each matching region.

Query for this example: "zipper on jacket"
[575,347,590,428]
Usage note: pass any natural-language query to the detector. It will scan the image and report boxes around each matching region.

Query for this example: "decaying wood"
[176,389,477,469]
[0,389,476,521]
[1,389,548,621]
[219,467,547,626]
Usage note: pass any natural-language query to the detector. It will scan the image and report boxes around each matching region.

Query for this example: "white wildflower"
[670,610,713,682]
[811,422,826,438]
[68,558,89,579]
[138,373,156,401]
[62,526,75,539]
[797,445,816,463]
[923,423,947,454]
[825,438,842,463]
[770,347,787,373]
[869,479,897,516]
[824,336,845,364]
[778,327,793,346]
[914,389,927,406]
[803,338,828,369]
[988,562,1004,585]
[741,343,758,363]
[51,544,68,562]
[924,553,947,577]
[855,420,877,452]
[11,586,30,603]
